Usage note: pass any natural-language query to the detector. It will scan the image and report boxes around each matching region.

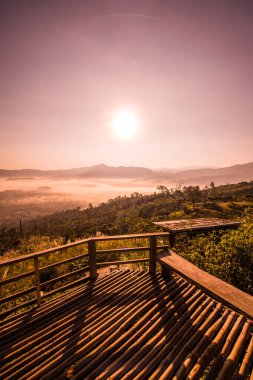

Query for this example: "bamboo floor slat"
[0,269,252,380]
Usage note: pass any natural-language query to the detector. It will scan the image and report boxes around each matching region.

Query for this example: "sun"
[112,109,138,139]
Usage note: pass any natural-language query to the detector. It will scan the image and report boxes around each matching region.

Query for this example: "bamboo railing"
[0,233,169,317]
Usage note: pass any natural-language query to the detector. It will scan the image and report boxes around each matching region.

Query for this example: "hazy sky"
[0,0,253,169]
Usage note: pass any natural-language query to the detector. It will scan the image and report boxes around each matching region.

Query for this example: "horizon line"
[0,161,252,172]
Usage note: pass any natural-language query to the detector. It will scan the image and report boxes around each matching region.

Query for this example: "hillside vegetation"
[0,181,253,295]
[12,180,253,238]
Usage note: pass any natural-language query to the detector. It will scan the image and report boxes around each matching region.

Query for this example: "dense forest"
[1,180,253,294]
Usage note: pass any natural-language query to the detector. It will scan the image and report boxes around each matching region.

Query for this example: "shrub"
[175,213,253,294]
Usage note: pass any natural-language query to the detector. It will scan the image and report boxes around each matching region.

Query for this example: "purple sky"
[0,0,253,169]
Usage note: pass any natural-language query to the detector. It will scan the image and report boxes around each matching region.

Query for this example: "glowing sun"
[112,109,138,139]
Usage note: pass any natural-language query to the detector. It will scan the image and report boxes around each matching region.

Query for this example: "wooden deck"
[157,250,253,320]
[154,218,241,232]
[154,217,241,247]
[0,269,252,380]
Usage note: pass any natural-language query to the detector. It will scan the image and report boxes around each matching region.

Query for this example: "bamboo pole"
[132,297,212,380]
[205,314,245,380]
[1,274,148,379]
[34,257,41,306]
[99,287,202,380]
[11,273,167,379]
[152,303,223,380]
[174,310,229,379]
[217,320,252,380]
[88,240,97,280]
[149,236,157,274]
[237,333,253,380]
[187,312,236,380]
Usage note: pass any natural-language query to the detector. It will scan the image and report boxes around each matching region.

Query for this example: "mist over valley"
[0,162,252,228]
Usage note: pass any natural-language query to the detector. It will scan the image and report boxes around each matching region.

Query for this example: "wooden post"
[34,256,41,306]
[161,265,171,278]
[169,233,175,248]
[149,236,157,274]
[88,240,97,280]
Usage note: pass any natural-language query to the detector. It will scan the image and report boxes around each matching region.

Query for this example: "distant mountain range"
[0,164,154,179]
[149,162,253,186]
[0,162,252,186]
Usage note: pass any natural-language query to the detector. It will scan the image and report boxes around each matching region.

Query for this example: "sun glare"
[112,110,138,139]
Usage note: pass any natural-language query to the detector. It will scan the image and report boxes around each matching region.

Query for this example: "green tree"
[183,185,201,209]
[156,185,170,197]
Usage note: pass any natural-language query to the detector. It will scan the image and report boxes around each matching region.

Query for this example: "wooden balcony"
[0,233,252,379]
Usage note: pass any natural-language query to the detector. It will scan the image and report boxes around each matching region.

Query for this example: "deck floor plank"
[0,269,252,380]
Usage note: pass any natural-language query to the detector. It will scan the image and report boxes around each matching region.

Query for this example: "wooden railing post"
[88,240,97,280]
[149,236,157,274]
[34,256,41,306]
[169,233,175,248]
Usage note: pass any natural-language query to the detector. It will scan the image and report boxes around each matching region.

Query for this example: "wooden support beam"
[149,236,157,274]
[169,233,175,248]
[97,259,149,267]
[161,265,171,278]
[34,257,41,306]
[88,240,97,280]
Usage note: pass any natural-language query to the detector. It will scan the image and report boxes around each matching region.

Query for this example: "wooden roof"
[0,269,252,379]
[154,217,241,232]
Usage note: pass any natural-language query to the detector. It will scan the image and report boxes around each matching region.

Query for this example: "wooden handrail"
[0,286,36,304]
[1,246,168,286]
[0,270,35,285]
[0,233,169,267]
[88,232,169,242]
[97,259,149,267]
[39,253,89,271]
[0,238,90,267]
[40,266,89,288]
[157,250,253,320]
[0,232,169,316]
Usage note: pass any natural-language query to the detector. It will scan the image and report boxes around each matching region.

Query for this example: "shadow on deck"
[0,269,252,380]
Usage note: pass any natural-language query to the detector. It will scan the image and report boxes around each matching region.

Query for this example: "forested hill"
[1,181,253,294]
[14,180,253,241]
